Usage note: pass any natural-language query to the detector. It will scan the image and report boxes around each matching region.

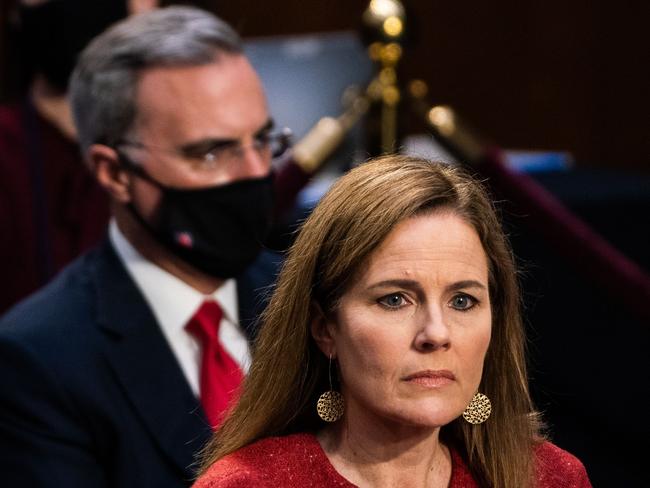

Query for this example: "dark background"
[1,1,649,485]
[2,0,650,171]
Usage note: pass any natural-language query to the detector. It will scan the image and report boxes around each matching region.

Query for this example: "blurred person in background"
[0,6,288,486]
[0,0,158,314]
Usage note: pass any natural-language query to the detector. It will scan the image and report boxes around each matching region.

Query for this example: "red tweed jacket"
[193,432,591,487]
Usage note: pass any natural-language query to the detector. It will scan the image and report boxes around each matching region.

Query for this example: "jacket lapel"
[91,241,211,477]
[236,249,284,340]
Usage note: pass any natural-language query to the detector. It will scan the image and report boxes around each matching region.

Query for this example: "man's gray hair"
[69,6,242,154]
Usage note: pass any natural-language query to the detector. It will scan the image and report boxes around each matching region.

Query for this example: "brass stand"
[291,0,486,172]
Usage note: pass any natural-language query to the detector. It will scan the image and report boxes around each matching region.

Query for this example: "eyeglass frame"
[114,121,292,174]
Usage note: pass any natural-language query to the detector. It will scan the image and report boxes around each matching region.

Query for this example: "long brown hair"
[200,156,542,487]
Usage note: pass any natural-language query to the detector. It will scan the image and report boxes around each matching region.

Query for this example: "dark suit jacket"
[0,239,281,487]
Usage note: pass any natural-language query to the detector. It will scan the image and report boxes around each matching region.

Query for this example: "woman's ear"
[88,144,132,203]
[310,301,336,357]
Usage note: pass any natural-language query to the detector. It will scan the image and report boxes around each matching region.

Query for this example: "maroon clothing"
[0,100,109,313]
[194,432,591,487]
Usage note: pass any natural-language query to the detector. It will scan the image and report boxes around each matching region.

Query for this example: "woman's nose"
[414,306,451,352]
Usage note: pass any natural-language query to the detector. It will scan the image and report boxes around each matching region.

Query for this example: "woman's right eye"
[377,293,409,310]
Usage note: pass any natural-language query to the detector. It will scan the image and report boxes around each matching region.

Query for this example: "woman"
[194,156,591,487]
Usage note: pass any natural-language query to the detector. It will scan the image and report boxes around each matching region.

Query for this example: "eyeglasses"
[116,126,292,174]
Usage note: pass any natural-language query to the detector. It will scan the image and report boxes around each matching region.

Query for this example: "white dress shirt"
[109,220,251,397]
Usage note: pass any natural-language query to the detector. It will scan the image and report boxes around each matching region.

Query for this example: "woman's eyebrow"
[367,279,487,293]
[446,280,487,292]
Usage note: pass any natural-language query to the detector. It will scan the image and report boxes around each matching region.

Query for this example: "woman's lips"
[402,370,456,388]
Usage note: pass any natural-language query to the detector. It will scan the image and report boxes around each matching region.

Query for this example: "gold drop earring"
[316,354,345,422]
[462,392,492,424]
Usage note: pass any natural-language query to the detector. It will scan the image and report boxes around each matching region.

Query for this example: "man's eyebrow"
[179,138,234,155]
[254,118,274,137]
[179,118,275,155]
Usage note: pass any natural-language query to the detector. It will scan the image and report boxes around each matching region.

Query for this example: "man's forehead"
[132,54,268,139]
[134,54,257,94]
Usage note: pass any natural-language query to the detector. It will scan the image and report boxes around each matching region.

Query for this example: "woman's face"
[322,211,491,428]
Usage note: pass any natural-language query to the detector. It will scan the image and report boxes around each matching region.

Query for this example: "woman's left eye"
[377,293,408,309]
[449,294,477,311]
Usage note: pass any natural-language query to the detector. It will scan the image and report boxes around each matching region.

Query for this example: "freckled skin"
[329,211,492,428]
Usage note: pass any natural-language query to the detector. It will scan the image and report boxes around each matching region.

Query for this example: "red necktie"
[186,300,243,429]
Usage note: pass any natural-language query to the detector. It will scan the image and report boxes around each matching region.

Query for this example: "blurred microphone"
[273,86,371,219]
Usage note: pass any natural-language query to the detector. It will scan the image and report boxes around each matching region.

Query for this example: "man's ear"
[310,301,336,358]
[88,144,131,203]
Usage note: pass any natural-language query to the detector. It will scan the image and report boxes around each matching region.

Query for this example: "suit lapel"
[91,241,211,477]
[236,249,284,340]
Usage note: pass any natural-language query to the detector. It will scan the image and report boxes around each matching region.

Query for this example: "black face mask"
[118,154,274,279]
[19,0,128,92]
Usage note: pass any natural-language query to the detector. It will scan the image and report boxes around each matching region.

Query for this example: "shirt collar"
[108,220,239,330]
